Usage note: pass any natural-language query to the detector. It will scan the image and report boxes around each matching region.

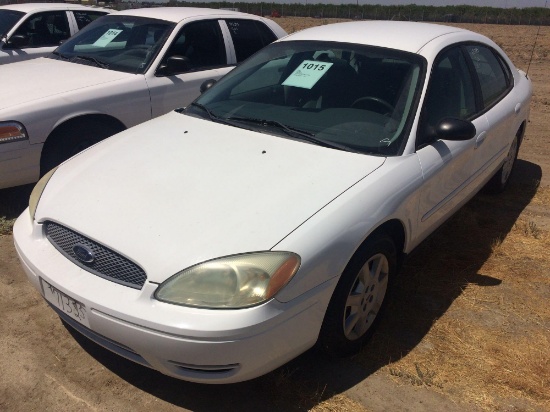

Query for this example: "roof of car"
[0,3,108,12]
[281,21,471,54]
[112,7,265,24]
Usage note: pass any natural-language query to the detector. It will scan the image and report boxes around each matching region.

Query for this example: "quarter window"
[465,44,511,108]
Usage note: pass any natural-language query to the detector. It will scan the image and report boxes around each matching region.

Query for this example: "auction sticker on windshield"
[282,60,333,89]
[93,29,123,47]
[40,278,89,328]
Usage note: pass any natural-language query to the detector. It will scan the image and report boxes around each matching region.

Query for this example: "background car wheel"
[485,135,519,194]
[318,233,396,357]
[40,120,123,175]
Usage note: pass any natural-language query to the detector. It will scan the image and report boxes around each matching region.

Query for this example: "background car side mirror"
[6,34,29,49]
[157,55,190,76]
[200,79,217,94]
[436,118,477,141]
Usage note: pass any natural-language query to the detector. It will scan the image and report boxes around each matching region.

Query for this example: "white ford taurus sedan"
[14,21,531,384]
[0,3,110,64]
[0,7,286,189]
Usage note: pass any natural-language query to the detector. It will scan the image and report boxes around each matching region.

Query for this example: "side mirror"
[156,55,190,76]
[200,79,217,94]
[6,34,29,49]
[436,118,476,141]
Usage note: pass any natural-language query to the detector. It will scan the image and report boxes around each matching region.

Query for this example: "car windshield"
[187,41,425,156]
[0,10,24,37]
[52,15,175,74]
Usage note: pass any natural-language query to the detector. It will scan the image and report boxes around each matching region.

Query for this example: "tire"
[485,135,519,194]
[40,121,122,175]
[318,233,397,357]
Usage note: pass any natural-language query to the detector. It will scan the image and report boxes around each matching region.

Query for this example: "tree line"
[139,1,550,25]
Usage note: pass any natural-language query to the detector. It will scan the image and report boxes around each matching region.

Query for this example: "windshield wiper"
[189,102,222,122]
[72,55,109,69]
[51,50,71,60]
[188,103,253,129]
[226,116,354,152]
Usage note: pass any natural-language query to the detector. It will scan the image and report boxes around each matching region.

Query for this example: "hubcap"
[343,253,389,340]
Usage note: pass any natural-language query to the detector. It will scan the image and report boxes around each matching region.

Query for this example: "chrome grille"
[45,221,146,289]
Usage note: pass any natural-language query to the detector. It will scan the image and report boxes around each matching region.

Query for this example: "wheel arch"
[363,218,407,271]
[47,113,127,141]
[40,114,127,175]
[517,120,527,147]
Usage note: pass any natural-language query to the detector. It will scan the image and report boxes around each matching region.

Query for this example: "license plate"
[40,278,90,328]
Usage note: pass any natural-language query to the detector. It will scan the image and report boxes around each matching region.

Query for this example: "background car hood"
[36,112,386,283]
[0,58,130,110]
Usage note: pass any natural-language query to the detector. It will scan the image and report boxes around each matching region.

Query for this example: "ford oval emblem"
[73,244,95,264]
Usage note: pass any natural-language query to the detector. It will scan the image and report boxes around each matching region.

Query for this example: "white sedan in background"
[0,3,110,64]
[14,21,531,384]
[0,7,286,189]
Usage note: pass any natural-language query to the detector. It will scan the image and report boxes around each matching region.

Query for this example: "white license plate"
[40,278,90,328]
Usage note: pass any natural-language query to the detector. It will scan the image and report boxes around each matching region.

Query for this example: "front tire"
[318,233,396,357]
[40,121,123,175]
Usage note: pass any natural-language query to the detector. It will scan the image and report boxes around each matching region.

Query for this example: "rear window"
[225,19,277,62]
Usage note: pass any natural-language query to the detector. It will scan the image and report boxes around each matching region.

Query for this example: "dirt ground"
[1,18,549,412]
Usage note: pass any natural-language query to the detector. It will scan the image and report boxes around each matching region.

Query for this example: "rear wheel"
[485,135,519,194]
[318,233,396,356]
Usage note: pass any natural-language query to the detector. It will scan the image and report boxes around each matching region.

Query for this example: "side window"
[225,19,277,62]
[161,20,225,72]
[73,11,108,30]
[465,44,511,108]
[418,46,477,147]
[13,11,70,47]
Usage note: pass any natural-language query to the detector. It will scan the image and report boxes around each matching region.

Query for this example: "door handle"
[475,131,487,149]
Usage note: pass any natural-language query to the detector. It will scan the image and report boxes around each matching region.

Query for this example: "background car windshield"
[191,41,425,156]
[0,10,24,37]
[54,15,175,74]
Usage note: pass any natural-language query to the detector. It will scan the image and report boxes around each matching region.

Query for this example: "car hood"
[0,58,130,110]
[36,112,386,283]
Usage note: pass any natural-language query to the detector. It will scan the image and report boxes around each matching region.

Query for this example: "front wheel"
[318,233,396,357]
[40,122,123,175]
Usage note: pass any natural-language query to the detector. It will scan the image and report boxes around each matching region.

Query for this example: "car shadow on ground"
[62,159,541,411]
[0,184,33,219]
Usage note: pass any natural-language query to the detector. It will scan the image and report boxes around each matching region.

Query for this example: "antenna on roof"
[526,0,548,75]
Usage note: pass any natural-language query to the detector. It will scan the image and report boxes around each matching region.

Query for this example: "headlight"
[155,252,300,309]
[29,167,58,221]
[0,121,28,144]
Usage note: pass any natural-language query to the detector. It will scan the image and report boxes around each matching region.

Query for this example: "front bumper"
[13,212,334,383]
[0,139,42,189]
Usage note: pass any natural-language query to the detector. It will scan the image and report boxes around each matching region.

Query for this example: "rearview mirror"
[156,55,190,76]
[6,34,28,48]
[436,118,476,141]
[200,79,217,94]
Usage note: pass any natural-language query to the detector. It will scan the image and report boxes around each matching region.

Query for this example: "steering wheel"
[352,96,394,115]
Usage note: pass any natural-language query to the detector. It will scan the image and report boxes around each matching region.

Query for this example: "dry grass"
[371,185,550,410]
